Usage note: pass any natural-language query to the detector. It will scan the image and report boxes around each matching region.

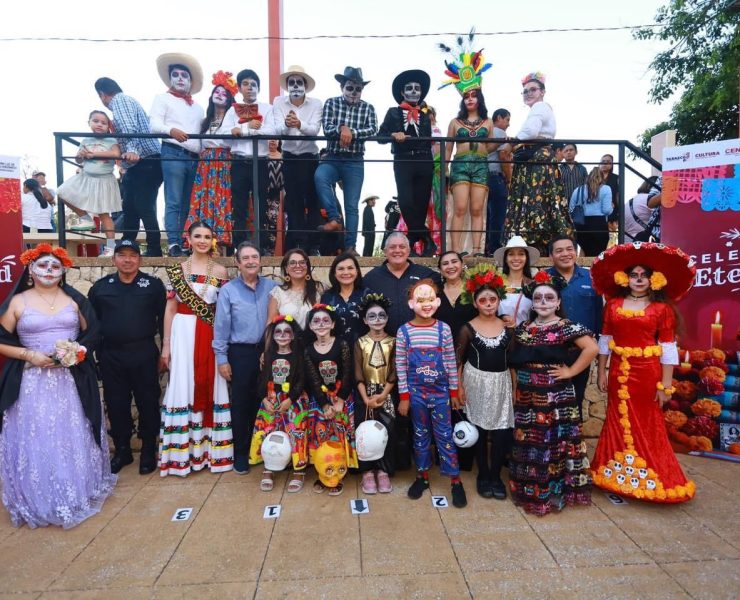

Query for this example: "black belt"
[231,342,261,349]
[162,142,199,159]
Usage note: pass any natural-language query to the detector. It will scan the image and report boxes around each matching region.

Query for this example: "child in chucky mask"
[396,279,467,508]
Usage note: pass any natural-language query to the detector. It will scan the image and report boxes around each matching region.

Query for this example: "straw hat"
[156,52,204,94]
[493,235,540,267]
[279,65,316,93]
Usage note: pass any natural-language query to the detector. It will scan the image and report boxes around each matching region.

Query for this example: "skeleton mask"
[402,81,422,104]
[314,441,348,488]
[318,360,338,385]
[169,67,192,93]
[287,76,306,101]
[342,81,363,105]
[271,358,291,385]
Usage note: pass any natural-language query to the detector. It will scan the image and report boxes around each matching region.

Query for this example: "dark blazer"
[378,106,433,156]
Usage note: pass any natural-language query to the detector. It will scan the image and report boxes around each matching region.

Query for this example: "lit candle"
[710,311,723,349]
[680,350,691,371]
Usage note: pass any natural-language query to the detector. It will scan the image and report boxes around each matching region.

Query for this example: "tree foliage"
[635,0,739,151]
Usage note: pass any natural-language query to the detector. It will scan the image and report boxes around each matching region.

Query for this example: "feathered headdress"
[461,263,507,305]
[438,29,492,95]
[211,70,238,97]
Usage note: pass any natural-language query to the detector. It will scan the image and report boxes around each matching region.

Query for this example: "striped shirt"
[395,320,458,401]
[108,93,161,168]
[559,162,588,202]
[321,96,378,155]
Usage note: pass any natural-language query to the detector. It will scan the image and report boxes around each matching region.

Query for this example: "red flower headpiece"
[460,263,507,305]
[20,243,73,268]
[522,270,567,299]
[272,314,295,325]
[311,303,334,312]
[211,70,238,97]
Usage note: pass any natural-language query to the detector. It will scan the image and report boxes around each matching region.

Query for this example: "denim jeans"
[485,171,508,254]
[161,143,197,247]
[314,153,364,248]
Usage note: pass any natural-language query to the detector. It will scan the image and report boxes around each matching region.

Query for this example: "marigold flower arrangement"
[690,398,722,418]
[211,70,238,96]
[663,410,688,429]
[613,271,629,287]
[20,243,73,268]
[649,271,667,290]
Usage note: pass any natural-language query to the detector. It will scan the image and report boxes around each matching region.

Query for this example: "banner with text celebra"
[0,155,23,307]
[661,138,740,353]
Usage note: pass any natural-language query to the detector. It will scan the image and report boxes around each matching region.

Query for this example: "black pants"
[121,157,163,254]
[575,216,609,257]
[99,341,161,449]
[475,427,513,481]
[393,157,433,247]
[362,233,376,257]
[572,366,590,423]
[283,152,321,251]
[228,344,262,460]
[231,157,269,251]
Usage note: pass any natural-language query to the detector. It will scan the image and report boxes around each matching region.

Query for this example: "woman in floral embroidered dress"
[508,271,597,516]
[590,242,696,503]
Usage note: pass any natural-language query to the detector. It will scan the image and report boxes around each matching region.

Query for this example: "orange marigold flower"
[699,366,726,383]
[664,410,688,429]
[690,398,722,418]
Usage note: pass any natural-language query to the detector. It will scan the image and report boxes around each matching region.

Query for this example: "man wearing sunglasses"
[315,66,378,256]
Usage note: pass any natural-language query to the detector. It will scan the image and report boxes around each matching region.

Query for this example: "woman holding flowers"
[591,242,697,503]
[0,244,116,528]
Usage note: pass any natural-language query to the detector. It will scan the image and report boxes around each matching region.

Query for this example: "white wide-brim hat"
[493,235,540,267]
[279,65,316,93]
[156,52,204,94]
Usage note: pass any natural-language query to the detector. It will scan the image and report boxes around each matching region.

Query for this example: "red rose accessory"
[460,263,507,305]
[521,270,567,299]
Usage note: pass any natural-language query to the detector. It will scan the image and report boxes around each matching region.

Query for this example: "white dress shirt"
[218,102,275,158]
[270,95,322,155]
[149,92,204,154]
[516,101,556,140]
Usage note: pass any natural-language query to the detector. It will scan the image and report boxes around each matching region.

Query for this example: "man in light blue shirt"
[213,242,277,473]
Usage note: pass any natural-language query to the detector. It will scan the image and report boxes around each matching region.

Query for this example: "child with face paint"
[249,314,309,492]
[508,271,598,516]
[396,279,467,508]
[354,293,398,493]
[457,265,515,500]
[56,110,122,254]
[304,304,357,495]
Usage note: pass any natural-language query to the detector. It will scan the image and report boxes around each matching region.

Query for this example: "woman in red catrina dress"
[590,242,697,503]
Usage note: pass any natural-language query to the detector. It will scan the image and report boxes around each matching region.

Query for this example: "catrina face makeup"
[473,289,500,317]
[31,256,64,287]
[240,78,259,104]
[531,285,560,319]
[402,81,422,104]
[309,311,333,338]
[170,68,192,93]
[287,76,306,100]
[342,81,363,105]
[273,323,294,350]
[364,305,388,332]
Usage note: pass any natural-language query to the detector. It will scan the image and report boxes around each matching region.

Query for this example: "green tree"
[635,0,739,152]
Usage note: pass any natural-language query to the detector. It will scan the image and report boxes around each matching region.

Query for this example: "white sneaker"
[71,215,94,231]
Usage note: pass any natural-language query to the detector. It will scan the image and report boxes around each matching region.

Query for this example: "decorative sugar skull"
[646,479,657,490]
[613,461,623,472]
[616,473,626,485]
[630,477,640,489]
[624,453,635,466]
[402,81,422,104]
[625,466,635,476]
[314,441,348,488]
[287,75,306,101]
[638,468,648,479]
[603,467,613,478]
[272,358,291,385]
[318,360,338,385]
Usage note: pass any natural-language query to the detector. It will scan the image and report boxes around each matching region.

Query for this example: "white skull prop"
[271,358,291,385]
[613,462,623,472]
[624,453,635,466]
[261,431,292,471]
[402,81,422,104]
[630,477,640,489]
[603,467,613,478]
[638,468,648,479]
[616,474,626,485]
[646,479,657,490]
[319,360,338,385]
[287,75,306,101]
[625,466,635,476]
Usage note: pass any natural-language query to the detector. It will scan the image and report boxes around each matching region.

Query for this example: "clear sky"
[0,0,671,226]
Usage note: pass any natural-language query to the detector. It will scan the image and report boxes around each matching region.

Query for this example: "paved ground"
[1,444,739,600]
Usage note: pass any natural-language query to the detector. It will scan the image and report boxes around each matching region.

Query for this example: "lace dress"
[0,305,116,528]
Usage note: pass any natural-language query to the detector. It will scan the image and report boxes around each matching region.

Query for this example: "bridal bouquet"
[53,340,87,367]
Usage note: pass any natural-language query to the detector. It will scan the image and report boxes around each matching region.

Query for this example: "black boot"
[110,447,134,474]
[139,440,158,475]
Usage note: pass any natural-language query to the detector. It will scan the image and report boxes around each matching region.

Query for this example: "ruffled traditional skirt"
[462,362,514,430]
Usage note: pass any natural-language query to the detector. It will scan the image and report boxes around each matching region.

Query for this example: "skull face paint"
[402,81,422,104]
[314,441,348,488]
[309,311,333,338]
[342,81,363,105]
[31,257,64,287]
[287,76,306,101]
[363,306,388,333]
[169,68,192,93]
[273,323,294,351]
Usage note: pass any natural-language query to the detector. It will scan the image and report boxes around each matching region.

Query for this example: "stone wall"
[67,256,604,438]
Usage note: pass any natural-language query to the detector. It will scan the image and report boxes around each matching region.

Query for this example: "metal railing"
[52,131,661,255]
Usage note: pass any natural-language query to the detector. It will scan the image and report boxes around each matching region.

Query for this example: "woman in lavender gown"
[0,244,116,529]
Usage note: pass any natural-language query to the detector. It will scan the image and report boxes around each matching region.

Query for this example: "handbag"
[513,144,536,163]
[571,187,586,226]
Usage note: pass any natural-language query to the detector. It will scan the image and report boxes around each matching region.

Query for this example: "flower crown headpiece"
[272,314,295,325]
[212,70,238,97]
[521,270,567,299]
[522,71,546,87]
[460,263,507,305]
[311,303,334,312]
[359,292,392,316]
[20,243,73,268]
[614,270,667,291]
[438,29,492,95]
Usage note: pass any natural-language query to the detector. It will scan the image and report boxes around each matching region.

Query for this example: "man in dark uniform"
[361,195,378,256]
[88,240,166,474]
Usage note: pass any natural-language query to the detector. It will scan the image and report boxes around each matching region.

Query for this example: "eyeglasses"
[344,85,363,93]
[522,87,541,95]
[310,317,333,327]
[365,311,388,323]
[287,260,307,268]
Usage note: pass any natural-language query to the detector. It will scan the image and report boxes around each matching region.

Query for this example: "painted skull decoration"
[318,360,338,385]
[272,358,291,384]
[402,81,422,104]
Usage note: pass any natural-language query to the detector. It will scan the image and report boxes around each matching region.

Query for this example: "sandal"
[328,482,344,497]
[260,471,274,492]
[287,471,305,493]
[313,480,327,494]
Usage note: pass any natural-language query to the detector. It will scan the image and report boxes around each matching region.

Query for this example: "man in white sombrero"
[270,65,323,253]
[150,52,204,257]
